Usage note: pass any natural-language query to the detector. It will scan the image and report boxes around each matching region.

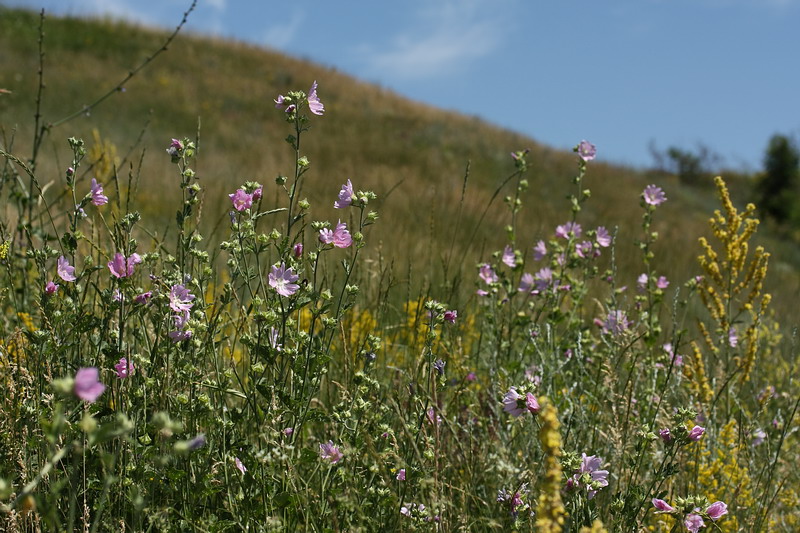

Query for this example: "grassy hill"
[1,6,798,313]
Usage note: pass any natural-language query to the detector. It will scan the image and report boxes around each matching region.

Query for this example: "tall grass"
[0,7,798,532]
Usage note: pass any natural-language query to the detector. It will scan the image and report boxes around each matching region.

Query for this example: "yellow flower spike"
[578,519,608,533]
[535,398,566,533]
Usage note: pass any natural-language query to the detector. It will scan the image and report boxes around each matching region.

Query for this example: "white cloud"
[359,0,509,81]
[262,9,304,49]
[206,0,227,10]
[71,0,156,25]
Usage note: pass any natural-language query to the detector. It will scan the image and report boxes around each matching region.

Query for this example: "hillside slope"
[1,6,797,313]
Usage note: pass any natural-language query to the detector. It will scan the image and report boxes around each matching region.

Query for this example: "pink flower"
[426,407,442,426]
[502,245,516,267]
[319,440,342,463]
[555,221,582,239]
[134,291,153,305]
[334,179,354,208]
[643,184,667,206]
[169,284,195,313]
[108,253,142,278]
[575,240,594,258]
[396,468,406,481]
[168,310,192,342]
[728,327,738,347]
[74,367,106,403]
[656,276,669,289]
[659,428,672,443]
[293,242,304,258]
[576,140,597,161]
[166,138,184,161]
[705,501,728,521]
[596,226,611,247]
[534,267,554,292]
[269,263,299,297]
[307,80,324,116]
[319,220,352,248]
[229,189,253,211]
[688,425,705,441]
[252,186,263,200]
[684,513,705,533]
[114,357,135,378]
[503,388,538,417]
[597,310,631,336]
[637,273,649,291]
[274,94,291,111]
[57,256,77,282]
[479,264,498,284]
[443,310,457,324]
[90,178,108,206]
[652,498,675,513]
[518,272,534,293]
[574,453,609,499]
[235,457,247,474]
[533,240,547,260]
[45,281,59,294]
[525,393,540,414]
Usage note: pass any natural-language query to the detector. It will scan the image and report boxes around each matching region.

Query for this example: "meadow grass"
[0,6,798,532]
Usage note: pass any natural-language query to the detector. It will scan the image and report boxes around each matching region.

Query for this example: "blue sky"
[4,0,800,170]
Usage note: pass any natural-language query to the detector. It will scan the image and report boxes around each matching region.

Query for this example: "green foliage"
[0,7,798,533]
[755,133,800,225]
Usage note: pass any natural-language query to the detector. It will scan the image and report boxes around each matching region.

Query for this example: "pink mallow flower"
[90,179,108,206]
[334,179,354,208]
[656,276,669,289]
[45,281,59,295]
[533,240,547,260]
[396,468,406,481]
[169,284,195,313]
[307,80,324,116]
[269,263,299,297]
[576,140,597,161]
[518,272,534,293]
[705,501,728,521]
[502,245,516,267]
[114,357,135,378]
[597,310,631,336]
[443,310,457,324]
[643,184,667,206]
[596,226,611,247]
[502,388,539,417]
[166,138,183,158]
[74,367,106,403]
[684,513,705,533]
[319,440,342,464]
[688,425,706,441]
[57,256,77,282]
[319,220,353,248]
[168,310,192,342]
[574,453,609,499]
[651,498,675,513]
[479,264,498,284]
[134,291,153,305]
[728,327,738,348]
[235,457,247,474]
[229,189,253,211]
[555,221,582,239]
[108,253,142,279]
